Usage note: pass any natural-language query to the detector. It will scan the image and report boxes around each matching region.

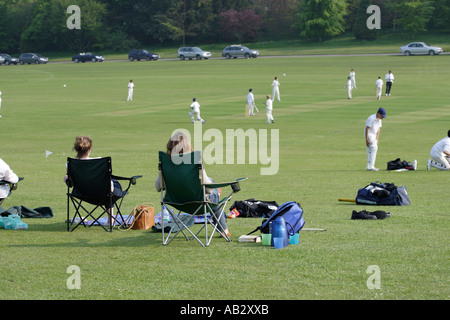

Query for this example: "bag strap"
[119,203,154,231]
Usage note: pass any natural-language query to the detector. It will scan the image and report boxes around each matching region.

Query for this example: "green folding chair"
[157,151,246,247]
[0,177,24,207]
[66,157,142,232]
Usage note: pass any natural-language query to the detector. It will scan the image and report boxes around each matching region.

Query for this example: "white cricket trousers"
[189,111,204,122]
[430,148,450,170]
[127,89,133,101]
[272,88,280,101]
[366,135,378,169]
[266,109,274,123]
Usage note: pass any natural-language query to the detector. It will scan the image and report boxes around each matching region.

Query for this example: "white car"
[400,42,443,56]
[0,55,4,65]
[177,47,211,60]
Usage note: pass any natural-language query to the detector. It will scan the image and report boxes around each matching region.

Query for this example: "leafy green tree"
[20,0,62,51]
[353,0,377,40]
[66,0,108,51]
[396,0,434,39]
[429,0,450,32]
[293,0,347,41]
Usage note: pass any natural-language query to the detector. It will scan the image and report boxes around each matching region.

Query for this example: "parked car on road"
[129,49,159,61]
[19,53,49,64]
[0,54,19,65]
[400,42,443,56]
[72,52,104,63]
[222,45,260,59]
[177,47,211,60]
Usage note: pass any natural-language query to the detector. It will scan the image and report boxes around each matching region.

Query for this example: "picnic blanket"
[84,211,211,226]
[0,205,53,218]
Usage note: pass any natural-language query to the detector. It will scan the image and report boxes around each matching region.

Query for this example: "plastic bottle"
[271,216,289,249]
[162,206,170,221]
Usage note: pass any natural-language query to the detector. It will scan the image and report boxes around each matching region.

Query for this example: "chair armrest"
[204,177,247,189]
[0,177,24,190]
[112,175,143,185]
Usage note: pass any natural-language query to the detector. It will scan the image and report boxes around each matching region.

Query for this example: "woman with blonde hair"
[156,131,230,237]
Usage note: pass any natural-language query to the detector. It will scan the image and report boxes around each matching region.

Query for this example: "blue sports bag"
[249,201,305,236]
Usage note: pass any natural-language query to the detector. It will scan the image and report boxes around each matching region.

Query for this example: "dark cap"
[377,107,386,118]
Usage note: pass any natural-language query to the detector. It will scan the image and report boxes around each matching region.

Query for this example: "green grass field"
[0,49,449,300]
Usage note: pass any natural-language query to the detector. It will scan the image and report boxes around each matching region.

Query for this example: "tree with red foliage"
[219,9,262,42]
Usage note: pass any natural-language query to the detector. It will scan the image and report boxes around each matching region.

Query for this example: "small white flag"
[46,150,53,158]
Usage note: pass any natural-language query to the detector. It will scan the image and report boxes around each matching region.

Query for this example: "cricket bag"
[356,182,410,206]
[248,201,305,236]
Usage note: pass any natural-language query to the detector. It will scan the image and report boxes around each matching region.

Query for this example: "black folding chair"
[0,177,24,207]
[66,157,142,232]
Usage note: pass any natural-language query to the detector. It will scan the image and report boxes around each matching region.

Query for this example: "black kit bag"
[229,198,279,218]
[356,182,410,206]
[387,158,414,170]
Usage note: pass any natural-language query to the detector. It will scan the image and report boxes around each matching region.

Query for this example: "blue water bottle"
[271,216,289,249]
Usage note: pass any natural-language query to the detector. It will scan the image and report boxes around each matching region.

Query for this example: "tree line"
[0,0,448,53]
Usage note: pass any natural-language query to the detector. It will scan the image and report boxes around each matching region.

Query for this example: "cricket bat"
[338,198,356,203]
[254,104,259,112]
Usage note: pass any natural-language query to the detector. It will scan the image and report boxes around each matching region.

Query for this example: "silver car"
[177,47,211,60]
[400,42,443,56]
[222,45,260,59]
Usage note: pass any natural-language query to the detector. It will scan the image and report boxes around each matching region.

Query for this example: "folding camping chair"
[0,177,24,206]
[66,157,142,232]
[157,150,246,247]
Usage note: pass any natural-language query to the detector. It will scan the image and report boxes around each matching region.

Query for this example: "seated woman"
[64,136,123,225]
[155,131,230,237]
[0,158,19,201]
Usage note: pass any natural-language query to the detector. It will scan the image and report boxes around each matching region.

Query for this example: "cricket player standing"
[271,77,281,102]
[346,77,352,99]
[265,95,274,124]
[127,80,134,101]
[365,108,386,171]
[189,98,205,123]
[427,130,450,170]
[385,71,394,96]
[375,76,383,100]
[350,69,357,89]
[247,89,255,116]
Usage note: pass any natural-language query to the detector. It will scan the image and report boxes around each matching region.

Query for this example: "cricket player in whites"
[350,69,356,89]
[189,98,205,123]
[346,77,352,99]
[265,95,274,124]
[127,80,134,101]
[271,77,281,102]
[427,130,450,170]
[375,76,383,100]
[365,108,386,171]
[246,89,255,116]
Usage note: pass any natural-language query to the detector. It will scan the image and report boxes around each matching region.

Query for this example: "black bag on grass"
[387,158,414,170]
[356,182,410,206]
[229,198,279,218]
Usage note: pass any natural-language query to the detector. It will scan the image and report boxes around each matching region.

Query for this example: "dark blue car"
[72,52,104,63]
